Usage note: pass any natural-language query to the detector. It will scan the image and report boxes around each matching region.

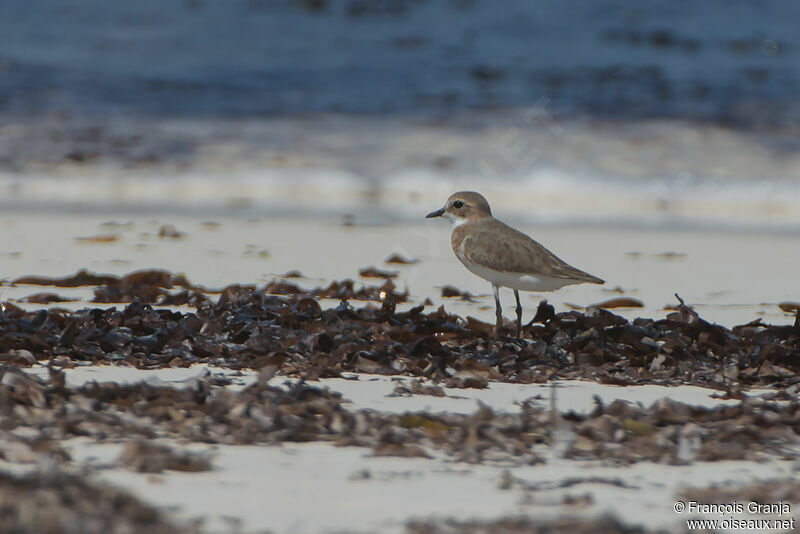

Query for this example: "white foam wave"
[3,165,800,233]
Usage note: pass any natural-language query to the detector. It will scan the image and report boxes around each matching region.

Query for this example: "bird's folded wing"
[461,229,604,284]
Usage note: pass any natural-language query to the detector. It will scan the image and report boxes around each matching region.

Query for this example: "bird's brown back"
[451,217,604,284]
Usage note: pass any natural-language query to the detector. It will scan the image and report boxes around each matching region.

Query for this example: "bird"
[426,191,604,338]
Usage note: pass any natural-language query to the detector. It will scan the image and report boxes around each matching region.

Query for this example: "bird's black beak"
[425,208,444,218]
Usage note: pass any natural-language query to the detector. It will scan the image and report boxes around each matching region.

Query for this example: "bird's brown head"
[425,191,492,225]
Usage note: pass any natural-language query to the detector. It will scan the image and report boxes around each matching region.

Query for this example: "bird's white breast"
[457,253,577,292]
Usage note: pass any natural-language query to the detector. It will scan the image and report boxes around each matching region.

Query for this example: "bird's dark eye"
[452,200,464,209]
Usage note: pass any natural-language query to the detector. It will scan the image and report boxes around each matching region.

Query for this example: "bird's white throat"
[443,212,468,228]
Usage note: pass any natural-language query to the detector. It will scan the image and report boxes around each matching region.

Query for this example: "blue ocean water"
[1,0,799,123]
[1,0,800,230]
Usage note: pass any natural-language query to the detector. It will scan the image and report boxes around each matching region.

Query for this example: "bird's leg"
[514,289,522,340]
[493,284,503,338]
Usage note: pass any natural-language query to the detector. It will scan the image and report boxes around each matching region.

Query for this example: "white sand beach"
[1,210,798,533]
[7,364,793,533]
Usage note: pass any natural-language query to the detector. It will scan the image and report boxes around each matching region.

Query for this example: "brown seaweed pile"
[407,516,651,534]
[0,467,650,534]
[2,269,800,392]
[681,479,800,509]
[0,470,196,534]
[2,268,800,532]
[2,365,799,465]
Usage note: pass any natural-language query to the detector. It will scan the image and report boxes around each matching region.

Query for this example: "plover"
[426,191,604,338]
